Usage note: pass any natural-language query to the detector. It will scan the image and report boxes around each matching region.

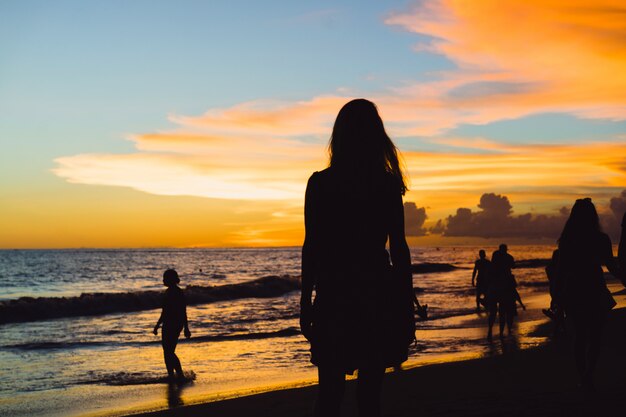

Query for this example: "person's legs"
[571,314,588,381]
[487,301,497,341]
[505,302,514,335]
[162,340,175,377]
[584,316,605,387]
[357,366,385,417]
[162,326,183,378]
[498,302,506,338]
[315,365,345,417]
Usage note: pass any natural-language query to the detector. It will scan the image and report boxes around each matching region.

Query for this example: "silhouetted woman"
[301,99,417,417]
[555,198,624,391]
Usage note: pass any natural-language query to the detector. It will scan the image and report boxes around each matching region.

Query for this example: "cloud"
[54,129,626,206]
[404,202,428,236]
[52,1,626,205]
[602,190,626,238]
[402,141,626,196]
[385,0,626,123]
[54,126,326,200]
[436,190,626,239]
[440,192,569,238]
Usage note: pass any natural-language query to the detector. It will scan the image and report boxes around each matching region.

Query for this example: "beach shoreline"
[116,305,626,417]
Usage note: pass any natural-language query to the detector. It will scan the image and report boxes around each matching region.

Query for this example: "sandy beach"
[126,303,626,417]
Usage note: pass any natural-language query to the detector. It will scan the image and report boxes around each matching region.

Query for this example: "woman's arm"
[601,233,625,285]
[388,182,422,323]
[388,184,411,279]
[300,173,318,341]
[183,293,191,338]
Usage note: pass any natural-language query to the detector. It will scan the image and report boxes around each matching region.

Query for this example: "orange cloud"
[54,129,326,200]
[385,0,626,121]
[53,1,626,222]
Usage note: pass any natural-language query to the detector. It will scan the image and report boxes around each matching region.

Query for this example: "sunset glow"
[1,0,625,247]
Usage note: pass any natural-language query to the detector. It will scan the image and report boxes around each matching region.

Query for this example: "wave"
[0,275,300,325]
[81,370,196,386]
[411,263,466,274]
[514,259,551,269]
[2,327,302,351]
[518,281,549,288]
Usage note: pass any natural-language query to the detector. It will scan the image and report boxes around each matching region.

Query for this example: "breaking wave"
[0,275,300,325]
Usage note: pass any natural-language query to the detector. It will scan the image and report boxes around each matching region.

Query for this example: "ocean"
[0,245,597,416]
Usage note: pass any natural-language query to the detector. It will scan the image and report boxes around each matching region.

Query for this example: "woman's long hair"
[558,198,601,248]
[328,99,407,194]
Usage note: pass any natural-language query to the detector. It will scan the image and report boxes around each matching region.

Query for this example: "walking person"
[487,244,518,341]
[472,249,491,310]
[554,198,624,391]
[153,269,191,381]
[300,99,421,417]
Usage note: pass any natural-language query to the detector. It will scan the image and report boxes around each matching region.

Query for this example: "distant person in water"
[486,244,522,341]
[153,269,191,381]
[555,198,625,391]
[472,250,491,310]
[301,99,422,417]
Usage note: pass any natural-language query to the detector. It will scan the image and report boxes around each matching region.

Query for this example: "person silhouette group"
[297,99,626,414]
[146,98,626,415]
[474,244,526,341]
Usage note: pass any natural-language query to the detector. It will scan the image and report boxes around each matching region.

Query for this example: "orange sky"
[2,0,625,248]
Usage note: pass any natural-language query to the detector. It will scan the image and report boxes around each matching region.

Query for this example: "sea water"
[0,245,611,416]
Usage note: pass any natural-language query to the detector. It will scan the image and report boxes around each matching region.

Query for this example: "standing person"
[153,269,191,381]
[471,249,491,310]
[487,244,517,341]
[300,99,421,417]
[555,198,624,391]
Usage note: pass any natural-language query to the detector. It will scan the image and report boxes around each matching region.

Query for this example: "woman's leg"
[487,301,497,340]
[584,316,605,385]
[357,366,385,417]
[315,365,345,417]
[505,301,514,334]
[498,302,506,338]
[571,315,588,381]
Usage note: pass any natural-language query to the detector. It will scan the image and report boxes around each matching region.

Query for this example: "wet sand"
[128,305,626,417]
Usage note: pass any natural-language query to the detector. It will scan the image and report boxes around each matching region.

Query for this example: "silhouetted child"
[472,249,491,310]
[153,269,191,380]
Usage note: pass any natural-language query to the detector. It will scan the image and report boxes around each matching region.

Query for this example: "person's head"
[163,269,180,287]
[559,198,600,245]
[479,249,486,259]
[499,244,507,253]
[328,99,407,194]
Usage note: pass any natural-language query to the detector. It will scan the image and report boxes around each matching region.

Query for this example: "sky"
[1,0,625,248]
